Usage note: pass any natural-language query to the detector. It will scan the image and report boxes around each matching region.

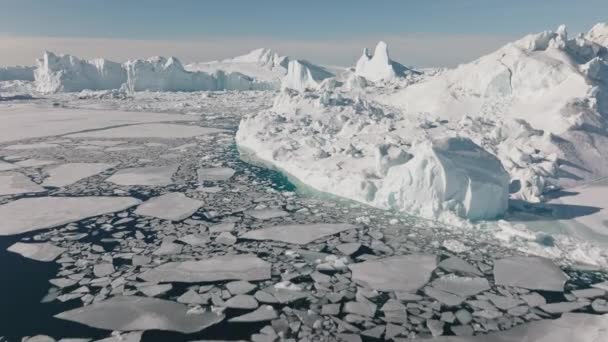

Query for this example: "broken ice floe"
[41,163,114,187]
[0,171,45,195]
[55,296,224,333]
[494,256,568,292]
[139,254,271,283]
[0,196,140,236]
[7,242,66,262]
[106,165,177,186]
[197,167,236,182]
[241,223,356,245]
[349,254,437,292]
[134,192,203,221]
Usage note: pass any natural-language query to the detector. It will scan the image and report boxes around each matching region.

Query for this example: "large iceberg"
[281,59,334,91]
[355,41,413,82]
[237,89,510,220]
[379,24,608,202]
[34,51,127,93]
[187,48,290,89]
[238,24,608,222]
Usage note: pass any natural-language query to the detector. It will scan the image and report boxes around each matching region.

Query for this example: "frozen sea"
[0,92,607,341]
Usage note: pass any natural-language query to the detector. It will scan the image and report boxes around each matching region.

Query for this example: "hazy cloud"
[0,33,516,68]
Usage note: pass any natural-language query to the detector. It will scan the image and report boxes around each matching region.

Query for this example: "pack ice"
[237,24,608,220]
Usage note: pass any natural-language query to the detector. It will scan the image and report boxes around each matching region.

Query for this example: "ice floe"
[7,242,66,262]
[197,167,236,182]
[0,171,45,195]
[241,223,356,245]
[41,163,114,187]
[493,256,568,292]
[139,254,271,283]
[349,254,437,292]
[134,192,203,221]
[0,196,140,236]
[106,165,177,186]
[55,296,224,333]
[67,123,228,139]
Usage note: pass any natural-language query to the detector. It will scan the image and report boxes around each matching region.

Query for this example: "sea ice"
[430,313,608,342]
[241,223,356,245]
[197,167,236,182]
[134,193,203,221]
[228,305,278,322]
[0,196,140,236]
[0,171,45,196]
[0,105,194,144]
[139,254,271,283]
[55,296,224,333]
[430,275,491,297]
[41,163,114,187]
[0,160,20,171]
[349,254,437,292]
[67,123,228,139]
[7,242,66,262]
[245,208,289,220]
[106,166,178,186]
[494,256,568,291]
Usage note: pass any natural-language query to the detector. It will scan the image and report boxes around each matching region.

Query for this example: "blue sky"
[1,0,607,66]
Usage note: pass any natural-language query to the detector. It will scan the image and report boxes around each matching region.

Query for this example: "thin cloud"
[0,33,516,68]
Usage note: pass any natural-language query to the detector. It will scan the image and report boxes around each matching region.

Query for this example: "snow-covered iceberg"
[281,59,334,91]
[378,24,608,202]
[237,23,608,220]
[237,90,509,220]
[35,51,127,93]
[355,41,413,82]
[33,52,280,93]
[187,48,289,89]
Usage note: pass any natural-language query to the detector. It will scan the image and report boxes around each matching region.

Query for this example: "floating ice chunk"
[197,167,236,182]
[106,166,178,186]
[245,208,289,220]
[349,254,437,292]
[438,257,483,277]
[0,171,45,196]
[228,305,278,323]
[14,159,57,168]
[0,196,140,236]
[3,142,59,150]
[139,254,271,283]
[55,296,224,333]
[429,313,608,342]
[67,123,228,139]
[494,256,568,292]
[135,193,203,221]
[431,275,490,297]
[241,223,356,245]
[7,242,66,262]
[0,160,19,171]
[41,163,114,187]
[224,294,258,309]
